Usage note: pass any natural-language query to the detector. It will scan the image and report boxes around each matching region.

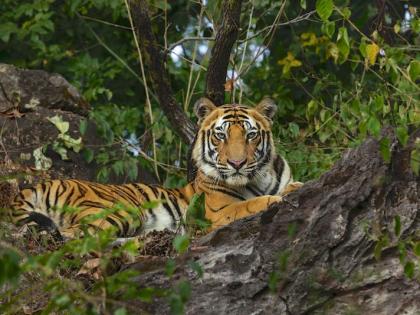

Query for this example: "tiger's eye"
[215,132,226,140]
[247,132,257,139]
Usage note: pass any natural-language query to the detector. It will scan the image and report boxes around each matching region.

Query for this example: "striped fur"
[10,98,301,238]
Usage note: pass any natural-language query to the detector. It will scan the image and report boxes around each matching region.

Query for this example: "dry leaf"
[224,79,235,92]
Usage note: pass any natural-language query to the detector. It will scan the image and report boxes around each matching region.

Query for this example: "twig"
[184,2,205,112]
[166,36,215,53]
[124,0,161,183]
[127,0,197,144]
[79,15,132,30]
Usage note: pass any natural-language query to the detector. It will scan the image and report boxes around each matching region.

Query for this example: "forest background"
[0,0,419,314]
[1,0,418,185]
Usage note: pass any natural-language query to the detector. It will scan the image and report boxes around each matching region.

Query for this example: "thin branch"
[205,0,243,106]
[237,2,254,104]
[238,10,316,44]
[78,14,159,103]
[184,2,205,112]
[236,0,286,80]
[124,0,160,182]
[127,0,197,144]
[79,15,132,30]
[166,36,215,53]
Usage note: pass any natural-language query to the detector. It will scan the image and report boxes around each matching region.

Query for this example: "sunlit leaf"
[33,146,53,170]
[408,60,420,81]
[404,261,415,279]
[366,43,380,65]
[396,126,409,146]
[321,21,335,38]
[316,0,333,21]
[337,27,349,62]
[173,235,190,254]
[47,115,69,134]
[379,137,391,163]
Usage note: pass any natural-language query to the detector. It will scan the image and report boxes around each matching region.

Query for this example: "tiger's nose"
[227,159,246,170]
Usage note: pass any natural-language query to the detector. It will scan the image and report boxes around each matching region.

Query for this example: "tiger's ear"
[194,97,216,123]
[256,98,277,122]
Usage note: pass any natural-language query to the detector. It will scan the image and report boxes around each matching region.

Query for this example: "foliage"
[0,201,201,314]
[0,0,419,313]
[1,0,418,183]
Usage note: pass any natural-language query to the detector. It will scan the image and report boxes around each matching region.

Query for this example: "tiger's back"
[11,179,191,238]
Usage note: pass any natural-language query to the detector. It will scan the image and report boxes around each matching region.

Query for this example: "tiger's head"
[190,97,278,186]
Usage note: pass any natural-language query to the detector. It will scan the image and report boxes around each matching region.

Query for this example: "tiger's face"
[191,98,277,186]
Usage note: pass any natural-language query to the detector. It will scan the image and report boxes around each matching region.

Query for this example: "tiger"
[10,97,301,239]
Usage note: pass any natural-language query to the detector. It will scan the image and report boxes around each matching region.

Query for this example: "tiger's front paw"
[281,181,303,196]
[267,195,282,206]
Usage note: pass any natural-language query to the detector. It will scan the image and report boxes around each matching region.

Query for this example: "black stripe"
[162,198,177,223]
[168,194,183,219]
[209,186,246,201]
[269,157,285,195]
[134,184,152,209]
[245,185,263,196]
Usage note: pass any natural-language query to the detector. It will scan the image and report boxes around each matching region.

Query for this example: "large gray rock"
[128,129,419,314]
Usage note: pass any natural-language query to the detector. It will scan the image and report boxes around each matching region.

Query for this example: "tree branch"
[205,0,242,106]
[127,0,196,144]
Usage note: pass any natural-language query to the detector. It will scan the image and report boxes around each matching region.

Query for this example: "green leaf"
[268,271,279,292]
[366,43,380,65]
[394,215,401,237]
[0,22,18,42]
[173,235,190,254]
[379,137,391,163]
[288,122,300,139]
[316,0,333,21]
[287,222,298,238]
[0,249,21,285]
[114,308,127,315]
[367,115,380,137]
[165,258,176,277]
[79,119,88,135]
[396,126,409,146]
[414,242,420,257]
[52,141,69,160]
[47,115,69,134]
[142,200,160,209]
[300,0,307,9]
[306,100,318,120]
[321,21,335,38]
[82,147,94,163]
[337,27,350,62]
[33,146,53,170]
[408,60,420,81]
[188,260,203,278]
[411,145,420,175]
[138,287,156,302]
[341,7,351,19]
[58,134,82,152]
[404,261,415,279]
[186,193,209,229]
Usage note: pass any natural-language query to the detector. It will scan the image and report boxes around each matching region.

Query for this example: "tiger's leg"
[206,195,281,230]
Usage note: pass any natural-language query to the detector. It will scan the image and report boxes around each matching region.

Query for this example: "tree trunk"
[205,0,242,106]
[127,0,197,144]
[129,128,420,314]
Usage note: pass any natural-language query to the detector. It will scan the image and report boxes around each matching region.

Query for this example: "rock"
[0,64,157,200]
[127,129,419,314]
